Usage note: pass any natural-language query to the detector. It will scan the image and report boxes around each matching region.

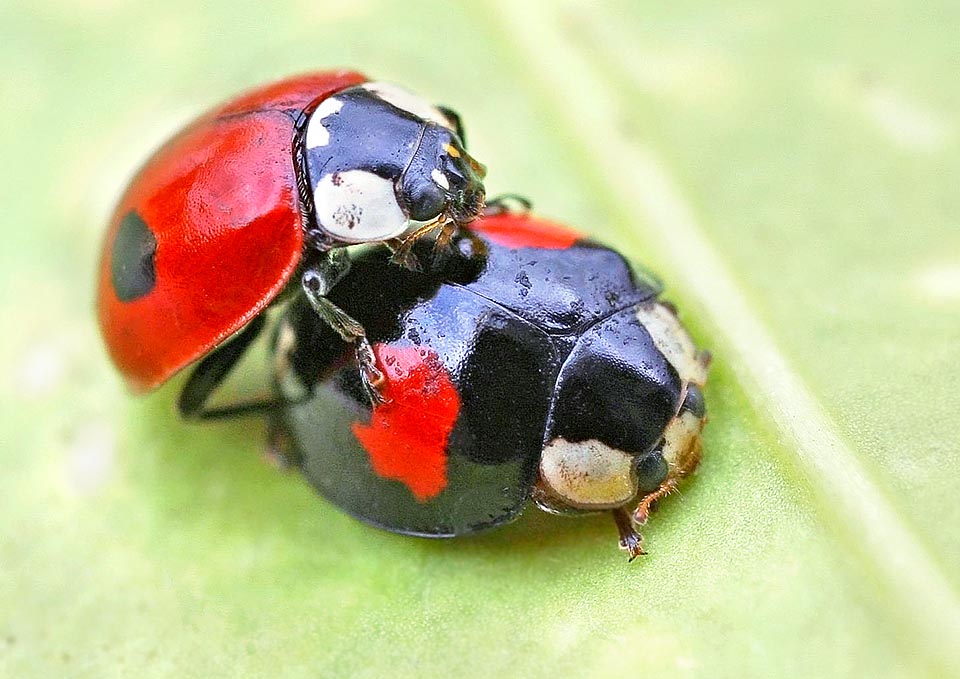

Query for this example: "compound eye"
[634,449,669,494]
[404,176,446,222]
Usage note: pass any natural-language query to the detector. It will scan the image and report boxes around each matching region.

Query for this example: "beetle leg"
[354,337,386,405]
[483,193,532,217]
[431,221,463,264]
[388,218,444,271]
[307,297,385,405]
[432,221,456,253]
[302,252,386,405]
[633,478,680,526]
[178,313,280,420]
[385,238,420,271]
[612,507,646,561]
[265,414,299,470]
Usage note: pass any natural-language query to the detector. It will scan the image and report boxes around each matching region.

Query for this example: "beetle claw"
[356,340,389,406]
[612,508,647,561]
[388,246,423,272]
[430,222,459,264]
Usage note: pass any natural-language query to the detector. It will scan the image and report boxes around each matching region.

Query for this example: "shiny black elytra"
[265,214,710,556]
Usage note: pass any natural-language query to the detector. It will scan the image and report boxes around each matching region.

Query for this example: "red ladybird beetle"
[96,71,487,413]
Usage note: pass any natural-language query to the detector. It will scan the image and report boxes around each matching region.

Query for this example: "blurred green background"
[3,1,960,677]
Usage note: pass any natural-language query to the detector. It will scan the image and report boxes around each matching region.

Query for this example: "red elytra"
[470,212,583,249]
[96,70,367,392]
[351,344,460,501]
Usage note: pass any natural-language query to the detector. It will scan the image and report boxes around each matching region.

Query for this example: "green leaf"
[2,1,959,677]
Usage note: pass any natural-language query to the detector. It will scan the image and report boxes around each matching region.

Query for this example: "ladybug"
[96,70,487,412]
[269,210,711,558]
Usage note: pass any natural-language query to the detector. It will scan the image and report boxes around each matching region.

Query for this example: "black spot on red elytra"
[110,211,157,302]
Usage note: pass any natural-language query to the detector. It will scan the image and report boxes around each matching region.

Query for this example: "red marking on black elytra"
[472,213,582,250]
[351,344,460,501]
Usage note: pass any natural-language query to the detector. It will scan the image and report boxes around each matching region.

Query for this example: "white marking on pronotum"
[540,438,637,508]
[635,302,706,386]
[361,81,455,131]
[305,97,344,149]
[660,411,702,471]
[313,169,407,242]
[488,2,960,673]
[430,168,450,190]
[864,86,951,152]
[914,263,960,302]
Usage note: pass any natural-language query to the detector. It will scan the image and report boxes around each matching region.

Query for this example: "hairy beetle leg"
[305,294,386,406]
[303,253,387,405]
[355,338,387,406]
[387,218,446,271]
[633,478,679,526]
[431,221,458,259]
[385,237,422,271]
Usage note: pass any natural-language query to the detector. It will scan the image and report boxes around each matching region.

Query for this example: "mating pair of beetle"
[97,70,710,558]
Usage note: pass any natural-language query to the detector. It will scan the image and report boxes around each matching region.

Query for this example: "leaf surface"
[2,1,958,677]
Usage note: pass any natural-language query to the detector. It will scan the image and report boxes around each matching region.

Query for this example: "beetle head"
[398,125,486,226]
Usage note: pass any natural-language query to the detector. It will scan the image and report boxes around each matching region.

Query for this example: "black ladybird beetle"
[270,211,710,558]
[96,71,486,411]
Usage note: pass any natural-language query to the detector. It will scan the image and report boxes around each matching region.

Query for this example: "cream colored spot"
[430,168,449,190]
[539,438,637,509]
[914,263,960,302]
[864,86,951,152]
[313,169,408,243]
[361,81,454,130]
[306,97,344,148]
[660,410,704,474]
[635,302,707,386]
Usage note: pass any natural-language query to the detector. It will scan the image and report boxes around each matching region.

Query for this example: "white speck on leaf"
[913,263,960,302]
[863,86,951,152]
[16,343,66,396]
[66,422,116,495]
